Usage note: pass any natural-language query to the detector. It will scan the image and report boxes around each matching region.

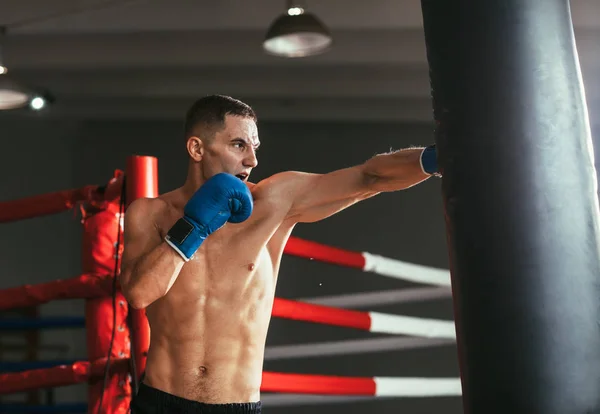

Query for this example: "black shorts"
[130,383,262,414]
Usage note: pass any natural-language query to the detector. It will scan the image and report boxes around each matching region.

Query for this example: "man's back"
[138,184,294,403]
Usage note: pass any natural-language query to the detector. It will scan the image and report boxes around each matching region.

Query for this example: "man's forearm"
[363,147,433,192]
[122,242,185,309]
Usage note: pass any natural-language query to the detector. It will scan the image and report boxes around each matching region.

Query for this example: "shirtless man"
[120,95,439,414]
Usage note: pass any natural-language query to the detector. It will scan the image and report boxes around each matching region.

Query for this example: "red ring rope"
[0,357,129,395]
[262,371,376,395]
[0,186,98,223]
[0,361,371,397]
[0,273,114,311]
[0,171,123,224]
[284,236,366,269]
[0,362,459,398]
[273,297,371,330]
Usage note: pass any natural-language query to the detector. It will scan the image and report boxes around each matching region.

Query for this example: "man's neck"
[182,165,206,201]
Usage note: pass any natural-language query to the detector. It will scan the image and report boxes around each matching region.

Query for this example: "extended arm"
[275,146,437,223]
[361,146,436,192]
[119,198,186,309]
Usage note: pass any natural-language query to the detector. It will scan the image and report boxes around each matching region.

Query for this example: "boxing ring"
[0,155,460,413]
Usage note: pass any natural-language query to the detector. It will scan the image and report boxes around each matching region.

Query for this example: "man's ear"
[187,136,204,162]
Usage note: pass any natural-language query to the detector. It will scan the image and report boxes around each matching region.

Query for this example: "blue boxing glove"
[165,173,253,261]
[420,144,440,176]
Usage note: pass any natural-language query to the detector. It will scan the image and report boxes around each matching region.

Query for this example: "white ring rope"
[265,337,455,360]
[300,287,452,309]
[362,252,451,286]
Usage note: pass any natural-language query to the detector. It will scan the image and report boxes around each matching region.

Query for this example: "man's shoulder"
[253,171,312,195]
[127,195,170,219]
[251,172,322,206]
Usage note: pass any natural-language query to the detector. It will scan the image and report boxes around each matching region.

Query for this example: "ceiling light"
[0,27,51,111]
[0,75,33,110]
[263,4,332,58]
[30,96,46,110]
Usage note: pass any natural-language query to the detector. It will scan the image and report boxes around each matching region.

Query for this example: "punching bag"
[420,0,600,413]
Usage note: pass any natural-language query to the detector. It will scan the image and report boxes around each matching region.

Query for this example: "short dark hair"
[184,95,257,141]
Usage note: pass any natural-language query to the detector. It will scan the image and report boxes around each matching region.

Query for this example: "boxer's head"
[184,95,259,183]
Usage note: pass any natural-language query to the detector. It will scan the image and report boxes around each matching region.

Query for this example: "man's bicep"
[120,199,162,280]
[284,166,376,222]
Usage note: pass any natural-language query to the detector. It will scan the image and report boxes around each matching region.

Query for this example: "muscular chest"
[196,225,272,275]
[158,195,286,296]
[170,221,276,297]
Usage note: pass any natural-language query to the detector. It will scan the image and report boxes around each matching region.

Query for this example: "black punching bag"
[419,1,600,413]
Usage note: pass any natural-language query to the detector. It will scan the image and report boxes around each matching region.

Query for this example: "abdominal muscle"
[142,238,276,403]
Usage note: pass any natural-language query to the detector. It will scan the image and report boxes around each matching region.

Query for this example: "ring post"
[420,0,600,412]
[125,155,158,386]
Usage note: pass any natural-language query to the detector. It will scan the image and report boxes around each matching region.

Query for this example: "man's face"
[201,115,260,182]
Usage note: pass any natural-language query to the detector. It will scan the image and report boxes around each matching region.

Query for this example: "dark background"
[0,1,599,413]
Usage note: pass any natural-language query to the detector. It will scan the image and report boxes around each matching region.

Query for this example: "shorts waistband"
[136,382,262,414]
